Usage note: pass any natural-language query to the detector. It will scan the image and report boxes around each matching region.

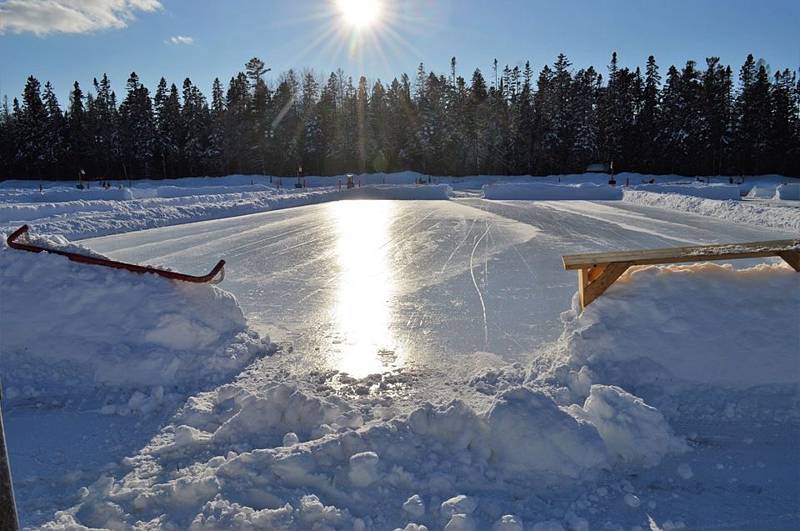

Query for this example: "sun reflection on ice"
[328,200,401,377]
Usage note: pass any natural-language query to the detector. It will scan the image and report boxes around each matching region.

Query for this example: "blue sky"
[1,0,798,103]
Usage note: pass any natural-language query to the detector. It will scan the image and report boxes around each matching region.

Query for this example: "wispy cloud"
[0,0,162,35]
[167,35,194,45]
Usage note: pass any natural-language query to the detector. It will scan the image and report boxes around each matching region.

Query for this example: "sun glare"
[336,0,382,29]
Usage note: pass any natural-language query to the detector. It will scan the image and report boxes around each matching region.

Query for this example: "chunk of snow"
[440,494,477,518]
[282,432,299,447]
[349,451,381,487]
[402,494,426,518]
[570,385,687,468]
[212,384,343,447]
[485,388,609,479]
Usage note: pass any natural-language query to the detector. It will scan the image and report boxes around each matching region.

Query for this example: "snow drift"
[623,190,800,232]
[630,183,740,200]
[483,182,622,200]
[43,383,684,530]
[550,262,800,399]
[0,234,270,401]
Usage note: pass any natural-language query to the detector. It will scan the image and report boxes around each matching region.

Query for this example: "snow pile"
[549,262,800,398]
[41,380,685,530]
[630,183,741,200]
[0,234,270,401]
[483,182,622,200]
[776,183,800,200]
[623,190,800,232]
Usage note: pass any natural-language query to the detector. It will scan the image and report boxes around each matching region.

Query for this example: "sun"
[336,0,382,29]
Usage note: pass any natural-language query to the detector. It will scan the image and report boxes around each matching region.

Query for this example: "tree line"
[1,53,798,181]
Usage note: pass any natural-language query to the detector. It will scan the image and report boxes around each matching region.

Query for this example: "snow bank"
[0,187,135,203]
[0,185,450,240]
[0,234,270,402]
[630,183,741,200]
[483,182,622,200]
[553,262,800,395]
[623,190,800,232]
[776,183,800,200]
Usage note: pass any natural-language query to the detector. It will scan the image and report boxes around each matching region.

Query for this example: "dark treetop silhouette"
[1,53,798,181]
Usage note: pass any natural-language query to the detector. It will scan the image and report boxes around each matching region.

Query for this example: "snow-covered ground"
[0,172,798,530]
[1,171,796,240]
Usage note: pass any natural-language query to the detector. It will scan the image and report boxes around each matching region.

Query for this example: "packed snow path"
[85,198,794,382]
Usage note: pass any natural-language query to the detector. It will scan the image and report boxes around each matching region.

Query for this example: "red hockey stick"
[6,225,225,284]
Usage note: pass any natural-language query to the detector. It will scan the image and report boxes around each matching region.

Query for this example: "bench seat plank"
[563,239,799,270]
[562,238,799,309]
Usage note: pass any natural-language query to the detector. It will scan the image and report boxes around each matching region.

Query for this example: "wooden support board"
[563,239,800,309]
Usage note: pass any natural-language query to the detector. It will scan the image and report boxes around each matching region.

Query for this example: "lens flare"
[336,0,382,29]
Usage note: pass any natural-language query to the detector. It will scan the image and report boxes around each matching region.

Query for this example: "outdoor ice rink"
[85,198,794,381]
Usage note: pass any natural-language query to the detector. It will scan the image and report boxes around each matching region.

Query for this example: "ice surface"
[83,199,793,383]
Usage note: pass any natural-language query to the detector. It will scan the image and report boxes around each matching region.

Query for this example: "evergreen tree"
[638,56,661,172]
[119,72,156,179]
[41,81,65,178]
[154,79,183,178]
[223,72,250,173]
[768,69,799,174]
[19,76,48,178]
[700,58,733,174]
[734,54,771,173]
[207,77,226,174]
[181,78,209,176]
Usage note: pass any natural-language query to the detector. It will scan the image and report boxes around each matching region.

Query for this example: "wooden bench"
[562,239,800,309]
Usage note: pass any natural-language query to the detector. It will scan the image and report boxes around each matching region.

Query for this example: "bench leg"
[778,251,800,272]
[578,262,631,309]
